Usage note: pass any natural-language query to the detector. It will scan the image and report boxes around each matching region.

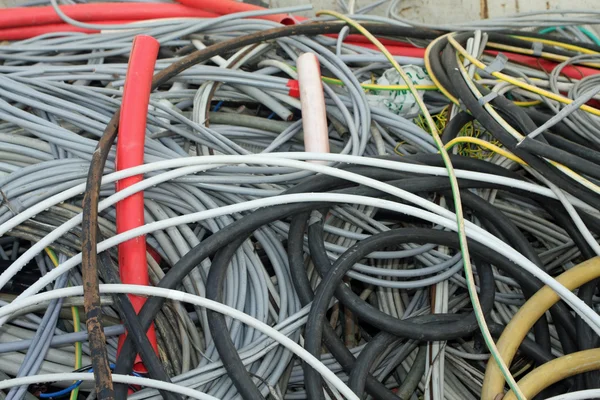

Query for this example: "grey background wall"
[0,0,597,25]
[265,0,596,23]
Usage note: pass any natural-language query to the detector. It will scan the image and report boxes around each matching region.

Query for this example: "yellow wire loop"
[444,137,525,165]
[511,35,600,55]
[482,257,600,400]
[447,34,600,118]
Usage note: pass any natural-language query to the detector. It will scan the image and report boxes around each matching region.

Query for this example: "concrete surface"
[268,0,599,23]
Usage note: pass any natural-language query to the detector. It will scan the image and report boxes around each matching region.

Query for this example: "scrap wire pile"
[0,1,600,400]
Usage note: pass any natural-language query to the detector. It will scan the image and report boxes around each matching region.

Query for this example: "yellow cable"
[486,42,568,63]
[447,34,600,117]
[70,304,83,400]
[424,34,459,104]
[486,42,600,67]
[513,100,542,107]
[482,256,600,400]
[44,248,83,400]
[444,137,526,165]
[423,36,544,107]
[44,247,59,266]
[296,70,439,92]
[316,10,524,400]
[393,141,405,155]
[511,35,600,55]
[503,349,600,400]
[452,45,600,196]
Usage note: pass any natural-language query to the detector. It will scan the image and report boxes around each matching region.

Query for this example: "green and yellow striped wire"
[44,247,83,400]
[317,11,526,400]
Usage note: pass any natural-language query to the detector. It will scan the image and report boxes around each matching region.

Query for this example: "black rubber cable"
[98,252,180,400]
[287,212,400,400]
[304,224,498,398]
[205,236,264,400]
[441,38,600,211]
[109,21,449,390]
[348,332,397,398]
[544,132,600,164]
[518,137,600,180]
[325,173,576,348]
[441,111,475,144]
[524,108,599,149]
[114,154,581,385]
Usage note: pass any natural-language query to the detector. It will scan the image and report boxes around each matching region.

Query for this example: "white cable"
[3,154,590,301]
[1,153,596,241]
[0,372,218,400]
[0,284,360,400]
[1,155,599,333]
[4,189,600,337]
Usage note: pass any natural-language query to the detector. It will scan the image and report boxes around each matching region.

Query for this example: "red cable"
[486,50,600,79]
[0,20,135,40]
[115,34,160,373]
[173,0,296,24]
[0,3,218,29]
[353,44,425,58]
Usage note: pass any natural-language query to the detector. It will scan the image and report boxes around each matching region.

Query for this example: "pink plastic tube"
[115,35,160,372]
[297,53,330,158]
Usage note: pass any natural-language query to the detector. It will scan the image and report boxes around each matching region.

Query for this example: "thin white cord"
[4,190,600,337]
[0,373,217,400]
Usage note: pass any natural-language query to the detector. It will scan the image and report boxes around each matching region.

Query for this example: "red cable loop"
[0,21,133,41]
[0,3,218,30]
[173,0,296,24]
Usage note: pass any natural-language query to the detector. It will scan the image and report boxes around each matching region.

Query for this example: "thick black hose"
[304,225,497,397]
[441,111,475,144]
[98,253,180,400]
[348,332,397,397]
[518,137,600,180]
[544,132,600,164]
[441,38,600,211]
[287,213,400,400]
[205,236,264,400]
[114,155,579,384]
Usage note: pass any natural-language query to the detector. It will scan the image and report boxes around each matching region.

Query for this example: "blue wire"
[108,363,142,377]
[267,112,276,119]
[212,100,224,112]
[38,364,143,398]
[38,381,82,398]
